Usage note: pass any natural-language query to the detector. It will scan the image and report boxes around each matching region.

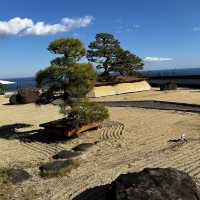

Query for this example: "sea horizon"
[2,67,200,92]
[1,67,200,80]
[1,66,200,80]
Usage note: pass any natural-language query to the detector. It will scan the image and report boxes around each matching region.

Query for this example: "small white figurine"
[181,134,187,142]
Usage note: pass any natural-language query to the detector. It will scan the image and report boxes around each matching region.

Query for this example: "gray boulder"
[9,88,40,104]
[73,168,200,200]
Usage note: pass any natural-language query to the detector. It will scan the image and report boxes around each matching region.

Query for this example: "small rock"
[39,160,80,178]
[52,150,81,159]
[72,142,97,152]
[0,168,31,184]
[9,169,31,184]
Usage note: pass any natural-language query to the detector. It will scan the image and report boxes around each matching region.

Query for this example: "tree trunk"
[102,61,110,80]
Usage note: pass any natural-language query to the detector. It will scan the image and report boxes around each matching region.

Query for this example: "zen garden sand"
[1,88,200,199]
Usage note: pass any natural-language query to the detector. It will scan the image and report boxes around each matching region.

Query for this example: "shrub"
[0,83,5,95]
[160,82,177,91]
[67,101,109,128]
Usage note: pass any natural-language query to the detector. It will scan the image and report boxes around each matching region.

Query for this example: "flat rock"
[9,169,31,184]
[39,160,79,178]
[52,150,81,159]
[0,168,31,184]
[73,168,200,200]
[40,160,73,171]
[72,143,96,152]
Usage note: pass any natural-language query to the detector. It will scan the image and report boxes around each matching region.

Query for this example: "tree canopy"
[110,48,144,75]
[87,33,120,77]
[36,63,96,104]
[87,33,144,78]
[36,37,96,105]
[48,38,86,65]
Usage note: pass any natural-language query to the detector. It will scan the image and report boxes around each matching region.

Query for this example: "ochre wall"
[88,81,151,97]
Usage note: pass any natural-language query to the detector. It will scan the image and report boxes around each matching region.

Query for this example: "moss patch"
[39,159,80,178]
[0,168,31,184]
[0,168,31,200]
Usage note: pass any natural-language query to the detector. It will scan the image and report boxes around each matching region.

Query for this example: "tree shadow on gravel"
[0,123,77,144]
[98,100,200,114]
[0,123,32,140]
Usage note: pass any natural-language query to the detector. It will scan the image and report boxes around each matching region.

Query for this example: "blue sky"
[1,0,200,78]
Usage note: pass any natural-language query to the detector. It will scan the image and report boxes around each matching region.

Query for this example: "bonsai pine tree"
[36,37,109,130]
[87,33,144,79]
[87,33,120,78]
[36,38,94,104]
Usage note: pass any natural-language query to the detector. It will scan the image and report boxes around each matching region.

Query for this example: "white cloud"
[0,17,33,35]
[24,22,66,35]
[62,16,93,28]
[0,16,94,36]
[144,57,173,62]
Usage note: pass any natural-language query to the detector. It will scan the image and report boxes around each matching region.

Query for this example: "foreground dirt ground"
[1,88,200,199]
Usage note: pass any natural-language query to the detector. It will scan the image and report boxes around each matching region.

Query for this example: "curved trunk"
[103,59,110,78]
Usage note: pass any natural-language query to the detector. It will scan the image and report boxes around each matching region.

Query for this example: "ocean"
[3,68,200,91]
[142,68,200,87]
[142,67,200,77]
[3,77,36,92]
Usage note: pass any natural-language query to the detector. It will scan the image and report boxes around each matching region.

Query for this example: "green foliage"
[67,101,109,128]
[0,83,5,95]
[36,65,61,87]
[0,169,10,185]
[36,63,96,105]
[64,63,96,101]
[48,38,86,64]
[87,33,120,77]
[36,37,96,105]
[87,32,144,78]
[111,48,144,75]
[36,37,109,127]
